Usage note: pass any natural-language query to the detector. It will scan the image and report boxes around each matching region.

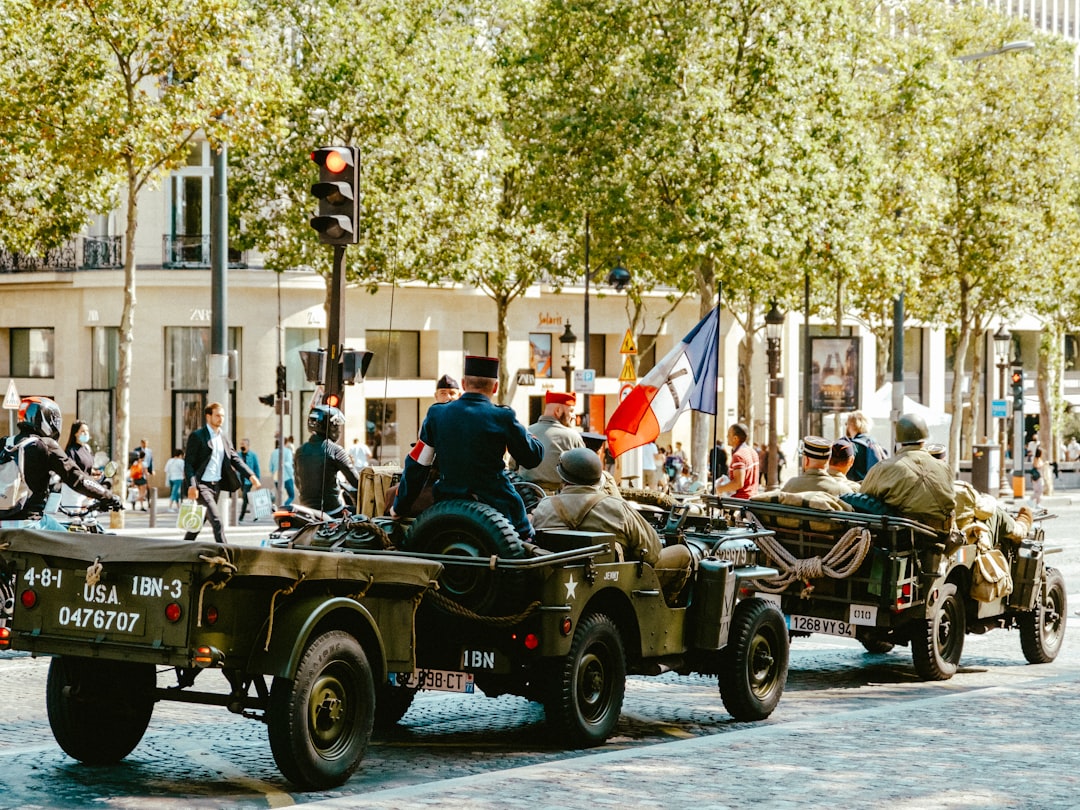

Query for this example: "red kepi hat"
[545,391,576,406]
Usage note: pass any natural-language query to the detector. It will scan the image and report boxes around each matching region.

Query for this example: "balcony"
[0,236,124,273]
[162,234,247,269]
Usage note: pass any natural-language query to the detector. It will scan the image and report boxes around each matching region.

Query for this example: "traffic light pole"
[324,244,346,410]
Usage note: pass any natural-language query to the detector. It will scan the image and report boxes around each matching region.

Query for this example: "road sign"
[618,357,637,383]
[3,380,19,409]
[619,329,637,355]
[573,369,595,394]
[620,383,635,401]
[991,399,1008,419]
[516,368,536,386]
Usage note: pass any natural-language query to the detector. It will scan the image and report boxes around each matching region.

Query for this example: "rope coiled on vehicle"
[752,526,872,596]
[425,589,542,627]
[264,573,307,651]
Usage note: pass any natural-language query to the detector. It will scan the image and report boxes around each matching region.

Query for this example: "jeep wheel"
[267,631,374,790]
[717,598,788,720]
[1020,567,1066,665]
[911,581,965,680]
[373,682,417,730]
[403,500,525,614]
[46,656,155,764]
[544,612,625,747]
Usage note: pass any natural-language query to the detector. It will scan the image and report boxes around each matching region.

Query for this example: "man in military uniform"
[433,373,462,404]
[517,391,585,494]
[391,355,543,539]
[828,439,858,487]
[860,413,956,531]
[531,448,692,602]
[782,436,855,497]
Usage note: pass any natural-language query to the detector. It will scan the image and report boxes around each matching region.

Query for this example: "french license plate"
[389,668,475,693]
[786,614,856,638]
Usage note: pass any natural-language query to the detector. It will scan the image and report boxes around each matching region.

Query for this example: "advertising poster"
[810,336,860,412]
[529,333,553,378]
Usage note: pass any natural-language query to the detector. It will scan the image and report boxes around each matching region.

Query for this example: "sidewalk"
[109,497,273,545]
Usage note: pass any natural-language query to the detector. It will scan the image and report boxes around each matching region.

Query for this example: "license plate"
[389,668,475,693]
[786,614,856,637]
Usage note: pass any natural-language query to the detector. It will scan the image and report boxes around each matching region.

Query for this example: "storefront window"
[365,330,420,379]
[165,327,239,389]
[11,328,54,377]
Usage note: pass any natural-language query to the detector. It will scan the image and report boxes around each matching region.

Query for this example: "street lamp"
[765,302,784,489]
[994,323,1012,497]
[559,322,577,394]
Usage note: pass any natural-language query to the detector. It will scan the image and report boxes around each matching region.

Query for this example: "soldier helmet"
[556,447,603,486]
[895,413,929,446]
[17,396,62,440]
[308,405,345,442]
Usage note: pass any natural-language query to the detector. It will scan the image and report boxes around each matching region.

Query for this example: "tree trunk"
[116,160,139,513]
[496,293,509,406]
[948,325,969,478]
[1037,327,1058,496]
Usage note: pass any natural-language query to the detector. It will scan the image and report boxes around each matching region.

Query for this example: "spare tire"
[403,500,526,614]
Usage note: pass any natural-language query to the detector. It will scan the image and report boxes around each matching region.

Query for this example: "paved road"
[1,494,1077,808]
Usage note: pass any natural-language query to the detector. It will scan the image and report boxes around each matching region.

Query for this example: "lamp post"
[994,324,1011,497]
[559,322,577,394]
[765,302,784,489]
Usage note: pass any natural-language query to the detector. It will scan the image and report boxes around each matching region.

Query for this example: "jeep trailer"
[0,527,441,790]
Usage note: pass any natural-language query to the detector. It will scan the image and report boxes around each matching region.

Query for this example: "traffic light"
[310,146,360,245]
[299,350,326,384]
[325,392,341,409]
[1011,368,1025,410]
[276,364,287,394]
[341,349,374,385]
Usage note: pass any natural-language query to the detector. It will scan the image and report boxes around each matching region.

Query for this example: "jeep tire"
[717,598,788,720]
[911,581,965,680]
[1020,567,1066,664]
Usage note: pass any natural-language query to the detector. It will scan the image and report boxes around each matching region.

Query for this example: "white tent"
[859,383,952,449]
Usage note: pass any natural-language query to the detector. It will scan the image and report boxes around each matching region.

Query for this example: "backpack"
[130,459,145,480]
[0,436,36,518]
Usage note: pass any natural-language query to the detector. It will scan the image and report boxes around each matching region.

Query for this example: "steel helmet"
[17,396,62,440]
[308,405,345,442]
[556,447,603,486]
[895,413,929,446]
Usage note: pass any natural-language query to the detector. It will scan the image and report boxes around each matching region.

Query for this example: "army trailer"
[0,528,441,790]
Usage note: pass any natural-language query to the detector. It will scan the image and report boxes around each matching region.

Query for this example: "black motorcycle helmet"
[18,396,62,440]
[308,405,345,442]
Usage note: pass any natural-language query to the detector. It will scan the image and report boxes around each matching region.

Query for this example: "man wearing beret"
[517,391,586,495]
[391,355,544,539]
[434,374,462,404]
[781,435,855,497]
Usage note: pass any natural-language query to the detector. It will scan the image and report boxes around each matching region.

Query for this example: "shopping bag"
[251,487,274,521]
[177,499,206,533]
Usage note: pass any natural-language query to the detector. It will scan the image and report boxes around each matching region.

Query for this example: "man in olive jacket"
[184,402,260,544]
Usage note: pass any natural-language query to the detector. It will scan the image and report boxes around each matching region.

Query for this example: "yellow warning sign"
[618,357,637,383]
[619,329,637,355]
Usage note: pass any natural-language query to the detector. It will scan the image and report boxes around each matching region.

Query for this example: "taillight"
[165,602,182,623]
[523,633,540,650]
[560,617,572,636]
[204,605,219,625]
[20,590,36,609]
[0,626,11,650]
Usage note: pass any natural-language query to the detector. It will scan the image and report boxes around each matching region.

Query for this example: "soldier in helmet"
[531,448,693,602]
[295,404,359,517]
[860,413,956,531]
[0,396,121,530]
[391,355,544,539]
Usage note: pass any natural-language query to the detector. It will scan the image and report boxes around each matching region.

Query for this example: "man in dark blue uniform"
[390,356,543,538]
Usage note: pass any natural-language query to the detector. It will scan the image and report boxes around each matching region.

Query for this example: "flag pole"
[711,283,722,494]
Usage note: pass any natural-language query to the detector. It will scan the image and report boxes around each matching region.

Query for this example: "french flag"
[605,307,719,457]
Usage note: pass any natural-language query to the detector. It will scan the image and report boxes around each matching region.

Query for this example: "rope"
[264,573,307,651]
[752,526,872,595]
[85,557,102,587]
[426,589,542,627]
[198,554,237,573]
[196,579,229,627]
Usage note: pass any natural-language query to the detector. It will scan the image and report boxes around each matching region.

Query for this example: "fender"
[247,595,386,680]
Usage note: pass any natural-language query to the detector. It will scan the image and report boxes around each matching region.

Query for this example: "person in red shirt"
[714,423,759,499]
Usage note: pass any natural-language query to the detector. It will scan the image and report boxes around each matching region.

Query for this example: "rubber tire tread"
[1020,567,1066,664]
[911,581,965,681]
[403,499,525,559]
[46,656,155,764]
[544,612,626,748]
[717,599,789,721]
[266,631,374,790]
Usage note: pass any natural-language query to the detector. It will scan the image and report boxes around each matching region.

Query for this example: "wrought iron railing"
[81,235,123,269]
[0,242,77,273]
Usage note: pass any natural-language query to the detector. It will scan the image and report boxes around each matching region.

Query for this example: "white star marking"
[565,574,578,600]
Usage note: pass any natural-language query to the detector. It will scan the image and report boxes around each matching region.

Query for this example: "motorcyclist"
[0,397,121,530]
[294,405,359,517]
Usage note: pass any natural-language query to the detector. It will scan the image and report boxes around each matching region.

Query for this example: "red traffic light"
[311,147,351,174]
[325,393,341,408]
[1010,371,1023,386]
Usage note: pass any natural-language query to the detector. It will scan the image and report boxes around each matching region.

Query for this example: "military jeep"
[297,497,790,747]
[718,496,1066,680]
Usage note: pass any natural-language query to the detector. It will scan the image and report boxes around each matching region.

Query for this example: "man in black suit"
[184,401,261,543]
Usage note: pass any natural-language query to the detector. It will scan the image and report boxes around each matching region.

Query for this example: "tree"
[0,0,286,500]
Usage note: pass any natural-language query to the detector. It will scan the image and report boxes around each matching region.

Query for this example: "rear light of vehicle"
[0,626,10,649]
[20,590,36,609]
[895,582,914,609]
[165,602,183,623]
[204,605,219,625]
[192,645,224,668]
[523,633,540,650]
[560,617,572,636]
